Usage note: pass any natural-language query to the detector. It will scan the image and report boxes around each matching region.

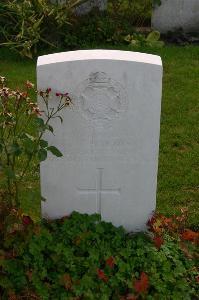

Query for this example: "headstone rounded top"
[37,50,162,67]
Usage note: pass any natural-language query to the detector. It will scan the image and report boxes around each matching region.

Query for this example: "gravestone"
[37,50,163,232]
[152,0,199,33]
[50,0,107,15]
[75,0,107,15]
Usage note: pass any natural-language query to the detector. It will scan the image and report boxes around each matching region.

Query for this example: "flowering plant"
[0,76,72,208]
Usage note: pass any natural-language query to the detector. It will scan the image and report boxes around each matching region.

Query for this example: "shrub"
[0,76,72,207]
[0,1,161,57]
[63,11,123,49]
[108,0,152,27]
[0,0,88,58]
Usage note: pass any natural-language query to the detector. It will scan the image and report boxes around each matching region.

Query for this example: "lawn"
[0,45,198,229]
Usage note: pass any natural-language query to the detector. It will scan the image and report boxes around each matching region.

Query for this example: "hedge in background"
[0,0,154,57]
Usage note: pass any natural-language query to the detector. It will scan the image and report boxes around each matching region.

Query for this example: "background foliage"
[0,0,94,57]
[0,0,155,57]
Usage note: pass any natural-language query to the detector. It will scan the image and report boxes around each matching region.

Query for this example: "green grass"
[0,45,198,229]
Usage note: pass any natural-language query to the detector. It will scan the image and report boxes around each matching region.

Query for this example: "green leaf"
[153,0,161,7]
[4,166,15,179]
[7,143,22,156]
[23,138,35,155]
[24,133,35,141]
[33,15,44,30]
[130,39,139,46]
[38,148,47,161]
[47,125,54,133]
[39,139,48,148]
[20,48,33,59]
[24,189,40,202]
[0,276,13,289]
[124,34,132,42]
[146,40,165,48]
[41,196,47,202]
[146,31,161,42]
[35,117,45,126]
[47,146,63,157]
[35,117,46,133]
[57,115,63,123]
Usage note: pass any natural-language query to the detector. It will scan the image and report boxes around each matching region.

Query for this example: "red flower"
[126,294,137,300]
[181,230,199,242]
[22,215,32,226]
[8,291,18,300]
[62,274,72,290]
[56,92,61,96]
[46,88,51,93]
[153,236,164,249]
[97,269,108,282]
[134,272,149,294]
[21,92,28,98]
[106,256,115,269]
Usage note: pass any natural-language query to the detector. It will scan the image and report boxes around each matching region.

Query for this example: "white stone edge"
[37,50,162,67]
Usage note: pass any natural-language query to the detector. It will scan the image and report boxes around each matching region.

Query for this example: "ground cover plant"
[0,205,198,299]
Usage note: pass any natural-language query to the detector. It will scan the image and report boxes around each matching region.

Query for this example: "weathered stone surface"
[50,0,107,15]
[37,50,162,232]
[152,0,199,33]
[75,0,107,15]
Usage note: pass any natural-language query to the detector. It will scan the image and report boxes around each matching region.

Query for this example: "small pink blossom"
[26,80,34,89]
[22,215,32,226]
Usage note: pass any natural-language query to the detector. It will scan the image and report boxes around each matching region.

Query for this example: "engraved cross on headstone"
[77,168,121,214]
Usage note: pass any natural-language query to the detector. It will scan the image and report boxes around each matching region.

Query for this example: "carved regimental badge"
[75,72,127,127]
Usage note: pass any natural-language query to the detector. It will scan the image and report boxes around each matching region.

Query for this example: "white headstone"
[152,0,199,33]
[37,50,162,232]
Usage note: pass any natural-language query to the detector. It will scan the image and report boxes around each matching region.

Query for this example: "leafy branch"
[0,76,72,207]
